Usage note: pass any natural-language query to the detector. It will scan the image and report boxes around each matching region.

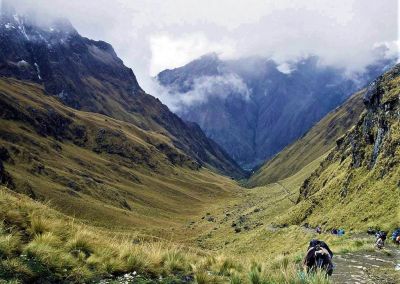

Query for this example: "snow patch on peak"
[277,62,296,74]
[34,63,42,80]
[4,23,13,29]
[12,14,29,40]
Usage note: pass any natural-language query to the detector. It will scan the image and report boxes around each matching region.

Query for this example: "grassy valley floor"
[0,74,399,283]
[2,152,399,283]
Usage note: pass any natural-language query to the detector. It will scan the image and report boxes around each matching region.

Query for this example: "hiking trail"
[332,244,400,284]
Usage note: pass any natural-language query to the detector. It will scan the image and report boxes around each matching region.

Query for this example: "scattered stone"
[67,181,80,191]
[206,216,215,222]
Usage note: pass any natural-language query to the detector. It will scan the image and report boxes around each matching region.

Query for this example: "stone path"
[332,245,400,284]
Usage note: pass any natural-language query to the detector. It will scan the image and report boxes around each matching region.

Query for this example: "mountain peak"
[199,52,219,61]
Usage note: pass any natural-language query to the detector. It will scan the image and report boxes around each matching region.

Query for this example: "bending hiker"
[316,226,322,234]
[375,231,387,249]
[303,239,334,276]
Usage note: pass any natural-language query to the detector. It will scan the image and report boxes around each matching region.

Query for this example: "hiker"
[391,228,400,245]
[337,229,345,236]
[331,228,338,235]
[316,226,322,234]
[303,239,334,276]
[375,231,387,249]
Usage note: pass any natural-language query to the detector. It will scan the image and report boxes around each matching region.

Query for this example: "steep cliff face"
[280,64,400,230]
[0,9,245,178]
[157,54,392,169]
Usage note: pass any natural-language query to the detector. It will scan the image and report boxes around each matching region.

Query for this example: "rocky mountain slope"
[247,89,365,187]
[279,64,400,230]
[157,54,393,169]
[0,6,245,178]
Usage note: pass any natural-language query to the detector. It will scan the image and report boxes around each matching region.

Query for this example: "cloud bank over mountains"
[3,0,399,95]
[154,73,251,112]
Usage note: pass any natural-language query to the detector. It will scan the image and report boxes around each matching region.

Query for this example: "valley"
[0,3,399,283]
[157,54,392,169]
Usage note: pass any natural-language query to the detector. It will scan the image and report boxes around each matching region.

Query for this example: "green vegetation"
[1,67,400,283]
[278,65,400,232]
[0,186,337,283]
[0,77,242,238]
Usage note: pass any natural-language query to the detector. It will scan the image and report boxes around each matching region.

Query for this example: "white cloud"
[3,0,398,93]
[155,73,250,112]
[149,33,235,76]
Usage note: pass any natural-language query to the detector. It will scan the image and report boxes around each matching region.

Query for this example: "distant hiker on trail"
[316,226,322,234]
[303,239,334,276]
[375,231,387,249]
[331,228,338,235]
[337,229,345,236]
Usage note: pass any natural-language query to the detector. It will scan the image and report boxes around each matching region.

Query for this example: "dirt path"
[332,245,400,284]
[274,182,296,204]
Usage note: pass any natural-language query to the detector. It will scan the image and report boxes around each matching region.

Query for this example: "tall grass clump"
[66,231,94,258]
[248,262,264,284]
[161,248,189,274]
[118,242,149,273]
[230,273,242,284]
[0,232,21,258]
[29,215,49,236]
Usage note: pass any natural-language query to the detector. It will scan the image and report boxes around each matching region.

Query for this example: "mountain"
[0,76,243,230]
[0,6,245,179]
[279,64,400,231]
[157,53,393,169]
[247,89,365,187]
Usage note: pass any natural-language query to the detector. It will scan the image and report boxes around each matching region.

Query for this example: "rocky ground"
[332,244,400,284]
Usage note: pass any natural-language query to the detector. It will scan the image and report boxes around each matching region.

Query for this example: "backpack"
[391,229,400,240]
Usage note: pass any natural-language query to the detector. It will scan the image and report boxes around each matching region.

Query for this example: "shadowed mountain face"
[157,54,393,169]
[0,8,245,178]
[247,88,366,187]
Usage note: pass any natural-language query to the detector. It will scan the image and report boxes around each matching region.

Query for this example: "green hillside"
[279,64,400,231]
[247,90,365,187]
[0,77,241,236]
[1,74,399,283]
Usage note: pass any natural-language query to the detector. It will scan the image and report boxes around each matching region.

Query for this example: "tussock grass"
[0,187,338,283]
[0,224,21,258]
[161,249,189,273]
[28,215,49,236]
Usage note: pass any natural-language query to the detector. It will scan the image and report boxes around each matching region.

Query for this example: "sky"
[3,0,400,94]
